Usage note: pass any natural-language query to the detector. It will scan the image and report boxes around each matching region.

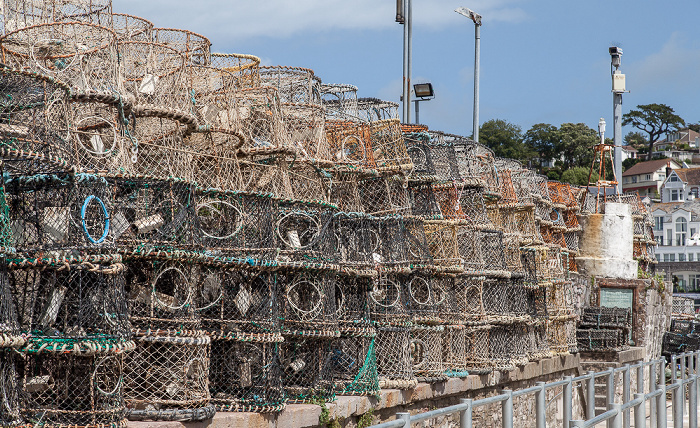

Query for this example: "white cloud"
[629,32,700,93]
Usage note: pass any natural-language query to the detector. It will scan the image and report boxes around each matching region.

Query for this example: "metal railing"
[368,351,700,428]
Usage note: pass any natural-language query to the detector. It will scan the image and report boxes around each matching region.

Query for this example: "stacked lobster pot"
[621,194,657,271]
[577,306,631,352]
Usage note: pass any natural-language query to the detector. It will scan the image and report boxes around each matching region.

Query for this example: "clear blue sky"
[117,0,700,139]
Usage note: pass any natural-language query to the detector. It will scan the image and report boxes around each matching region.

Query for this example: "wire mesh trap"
[330,333,379,396]
[18,352,126,427]
[576,328,629,352]
[369,119,412,173]
[410,324,445,382]
[230,86,289,152]
[464,324,491,374]
[333,213,381,273]
[274,199,336,267]
[259,66,322,106]
[280,336,335,403]
[375,323,415,389]
[124,334,214,422]
[0,351,21,426]
[209,339,284,412]
[1,22,119,96]
[152,28,211,66]
[368,274,408,323]
[282,103,331,163]
[278,272,338,336]
[3,0,113,29]
[442,325,469,377]
[404,274,449,324]
[580,307,631,329]
[210,53,261,90]
[0,68,73,175]
[325,120,374,169]
[357,175,411,217]
[334,276,371,331]
[5,173,113,257]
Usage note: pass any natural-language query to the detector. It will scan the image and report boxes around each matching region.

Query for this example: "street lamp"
[609,46,625,193]
[413,82,434,124]
[455,6,481,142]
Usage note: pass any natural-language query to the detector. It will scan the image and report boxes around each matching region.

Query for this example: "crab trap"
[324,120,374,169]
[124,334,214,422]
[464,324,491,374]
[580,307,631,330]
[124,259,199,334]
[368,274,408,323]
[422,221,461,270]
[209,339,284,412]
[230,86,289,152]
[488,324,524,371]
[375,323,415,389]
[195,268,279,340]
[328,173,365,213]
[281,103,331,163]
[210,53,261,90]
[152,28,211,66]
[195,189,276,260]
[332,213,380,273]
[577,328,629,352]
[410,324,445,382]
[106,175,200,252]
[184,64,236,129]
[5,173,114,257]
[274,198,336,267]
[357,175,411,217]
[0,351,21,426]
[369,119,412,173]
[0,269,22,348]
[278,272,338,336]
[101,13,154,41]
[18,352,127,427]
[407,182,442,219]
[403,274,449,324]
[330,331,380,396]
[376,216,433,269]
[3,0,113,29]
[479,229,508,275]
[9,261,131,353]
[259,66,322,106]
[321,83,359,120]
[334,276,372,331]
[129,118,195,181]
[357,98,399,123]
[0,68,73,175]
[453,141,499,197]
[442,325,469,377]
[442,276,483,324]
[183,129,245,190]
[404,131,436,179]
[456,226,484,274]
[280,336,335,403]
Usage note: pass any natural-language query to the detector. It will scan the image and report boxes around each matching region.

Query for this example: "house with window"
[651,128,700,161]
[660,168,700,202]
[653,201,700,291]
[621,158,681,197]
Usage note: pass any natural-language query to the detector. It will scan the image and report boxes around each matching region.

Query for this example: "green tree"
[523,123,559,168]
[624,131,647,150]
[560,166,598,186]
[622,104,685,160]
[688,123,700,133]
[556,123,598,169]
[622,157,642,172]
[479,119,533,161]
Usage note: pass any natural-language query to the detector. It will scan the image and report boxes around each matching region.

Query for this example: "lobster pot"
[0,69,72,175]
[369,274,408,322]
[502,233,524,274]
[279,272,338,335]
[507,277,529,317]
[196,190,275,260]
[566,319,578,354]
[547,280,575,319]
[124,259,199,333]
[577,329,628,352]
[410,325,445,382]
[511,170,536,207]
[209,339,284,412]
[185,130,244,190]
[3,0,112,29]
[407,182,442,219]
[442,276,483,324]
[428,131,475,179]
[442,325,469,376]
[335,276,372,331]
[10,263,130,351]
[280,336,335,403]
[19,352,126,427]
[133,132,195,183]
[101,13,153,41]
[512,208,539,243]
[404,132,436,178]
[482,278,510,316]
[564,232,580,254]
[532,322,552,360]
[70,100,134,174]
[118,41,189,111]
[547,319,569,355]
[230,87,290,151]
[330,332,379,396]
[357,98,399,122]
[210,53,261,90]
[274,200,336,266]
[0,351,21,426]
[464,325,490,373]
[325,120,374,168]
[520,247,549,285]
[546,246,565,282]
[423,221,460,269]
[0,269,21,347]
[286,161,330,202]
[107,175,201,251]
[480,229,508,275]
[547,181,573,211]
[0,22,119,96]
[426,142,461,181]
[485,201,504,230]
[124,334,214,422]
[152,28,211,66]
[238,154,292,196]
[488,324,519,371]
[185,64,236,129]
[282,103,331,162]
[404,274,449,324]
[526,285,548,319]
[259,66,321,106]
[457,226,484,273]
[496,168,518,207]
[433,183,470,220]
[321,83,359,119]
[6,173,113,257]
[454,141,499,197]
[375,324,415,389]
[563,209,580,232]
[358,176,411,216]
[196,269,278,340]
[374,216,433,268]
[369,119,412,173]
[333,214,379,271]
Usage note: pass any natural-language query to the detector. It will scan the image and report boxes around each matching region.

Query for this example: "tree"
[561,166,598,186]
[622,104,685,160]
[688,123,700,133]
[556,123,598,169]
[523,123,559,168]
[624,131,647,150]
[622,157,641,172]
[479,119,534,161]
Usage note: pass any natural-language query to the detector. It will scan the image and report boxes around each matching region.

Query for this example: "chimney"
[666,161,672,178]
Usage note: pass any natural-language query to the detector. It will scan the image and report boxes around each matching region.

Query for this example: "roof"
[621,145,638,152]
[623,158,681,176]
[668,168,700,185]
[652,201,700,220]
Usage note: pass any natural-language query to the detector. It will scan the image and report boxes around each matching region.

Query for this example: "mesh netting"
[230,86,289,152]
[324,120,374,168]
[489,324,521,371]
[0,68,73,175]
[1,22,119,96]
[259,66,322,106]
[274,200,336,266]
[369,274,407,322]
[442,325,469,377]
[18,352,126,427]
[129,116,194,180]
[101,13,153,41]
[357,98,399,122]
[184,64,236,129]
[407,182,442,219]
[480,229,508,275]
[357,176,411,216]
[374,216,432,268]
[3,0,112,30]
[124,334,214,421]
[455,141,498,196]
[209,339,284,412]
[333,213,379,272]
[457,226,484,274]
[282,103,331,163]
[0,270,21,347]
[182,129,244,190]
[410,325,444,381]
[576,328,628,352]
[0,351,21,426]
[370,119,412,173]
[404,274,449,324]
[335,276,372,330]
[280,336,335,403]
[6,173,113,257]
[464,324,490,373]
[210,53,261,90]
[152,28,211,66]
[404,131,435,179]
[330,333,379,396]
[423,221,460,270]
[279,272,338,335]
[442,276,483,324]
[375,324,415,389]
[321,83,358,120]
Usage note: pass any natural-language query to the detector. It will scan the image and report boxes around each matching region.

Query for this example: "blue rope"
[81,195,110,244]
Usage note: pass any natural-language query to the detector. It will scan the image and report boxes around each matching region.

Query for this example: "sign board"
[600,287,633,310]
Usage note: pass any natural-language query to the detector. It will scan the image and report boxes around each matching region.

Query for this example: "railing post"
[681,353,687,417]
[535,382,546,428]
[633,393,645,428]
[650,361,658,428]
[460,398,472,428]
[673,380,683,428]
[611,403,622,428]
[398,412,411,428]
[502,389,513,428]
[570,421,586,428]
[587,371,596,420]
[607,368,615,428]
[622,365,630,428]
[637,364,645,394]
[689,370,697,428]
[658,359,667,428]
[563,376,573,428]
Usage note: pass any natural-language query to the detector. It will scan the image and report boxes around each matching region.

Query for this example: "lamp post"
[609,46,625,194]
[413,83,434,124]
[399,0,413,123]
[455,6,481,142]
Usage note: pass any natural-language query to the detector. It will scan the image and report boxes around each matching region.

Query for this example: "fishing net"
[152,28,211,66]
[209,339,284,412]
[457,226,484,274]
[184,64,236,129]
[357,98,399,122]
[489,324,520,371]
[195,189,276,261]
[106,175,200,252]
[330,332,379,396]
[183,129,244,190]
[237,153,292,197]
[442,276,483,324]
[333,213,380,273]
[577,329,628,352]
[259,66,322,106]
[124,334,214,421]
[547,319,570,355]
[482,278,510,317]
[432,182,467,220]
[280,336,335,403]
[580,307,631,329]
[210,53,261,90]
[357,176,411,216]
[0,68,73,175]
[279,272,338,336]
[375,323,415,389]
[369,274,407,322]
[404,274,449,324]
[502,232,524,274]
[1,22,119,96]
[18,352,126,427]
[282,103,331,163]
[5,173,113,257]
[274,199,336,267]
[230,86,289,152]
[410,324,444,382]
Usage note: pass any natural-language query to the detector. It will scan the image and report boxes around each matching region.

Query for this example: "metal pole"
[473,21,480,142]
[651,361,658,428]
[673,380,683,428]
[398,411,411,428]
[623,365,630,428]
[401,0,409,123]
[414,100,419,124]
[502,389,513,428]
[587,371,596,420]
[607,368,615,428]
[611,403,623,428]
[563,376,573,428]
[406,0,412,124]
[658,359,668,428]
[535,382,546,428]
[613,76,622,194]
[460,398,473,428]
[633,393,646,428]
[690,368,698,428]
[637,364,645,394]
[681,354,687,417]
